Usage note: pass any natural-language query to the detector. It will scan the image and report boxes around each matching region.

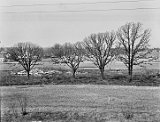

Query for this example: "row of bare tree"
[6,22,158,81]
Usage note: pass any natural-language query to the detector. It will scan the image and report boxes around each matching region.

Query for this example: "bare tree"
[83,31,116,79]
[7,42,43,79]
[43,47,53,58]
[116,22,154,81]
[51,42,84,78]
[51,43,64,59]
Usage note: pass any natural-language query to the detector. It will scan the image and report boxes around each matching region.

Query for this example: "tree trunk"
[27,70,30,79]
[72,68,76,79]
[100,67,105,80]
[128,65,133,82]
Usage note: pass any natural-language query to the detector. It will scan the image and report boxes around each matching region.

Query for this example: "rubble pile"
[10,68,88,77]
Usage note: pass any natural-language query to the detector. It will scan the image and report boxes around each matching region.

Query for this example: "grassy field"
[1,85,160,121]
[1,60,160,121]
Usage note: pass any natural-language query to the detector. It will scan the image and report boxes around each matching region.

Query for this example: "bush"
[1,69,160,86]
[0,74,42,86]
[6,93,29,116]
[110,74,127,80]
[2,93,31,122]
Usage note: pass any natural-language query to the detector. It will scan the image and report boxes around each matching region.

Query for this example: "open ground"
[1,85,160,121]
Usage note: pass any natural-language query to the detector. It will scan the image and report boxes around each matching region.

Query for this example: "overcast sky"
[0,0,160,48]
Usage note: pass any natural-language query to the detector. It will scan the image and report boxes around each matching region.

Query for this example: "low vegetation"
[3,110,159,122]
[1,68,160,86]
[1,86,160,122]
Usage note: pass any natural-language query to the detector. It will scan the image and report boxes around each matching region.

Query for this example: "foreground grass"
[1,85,160,121]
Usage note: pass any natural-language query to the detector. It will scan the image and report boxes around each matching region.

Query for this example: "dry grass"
[1,85,160,122]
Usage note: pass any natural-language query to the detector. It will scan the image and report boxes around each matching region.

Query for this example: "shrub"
[110,74,127,80]
[6,93,29,116]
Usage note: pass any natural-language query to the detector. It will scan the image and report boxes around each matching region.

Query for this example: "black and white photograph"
[0,0,160,121]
